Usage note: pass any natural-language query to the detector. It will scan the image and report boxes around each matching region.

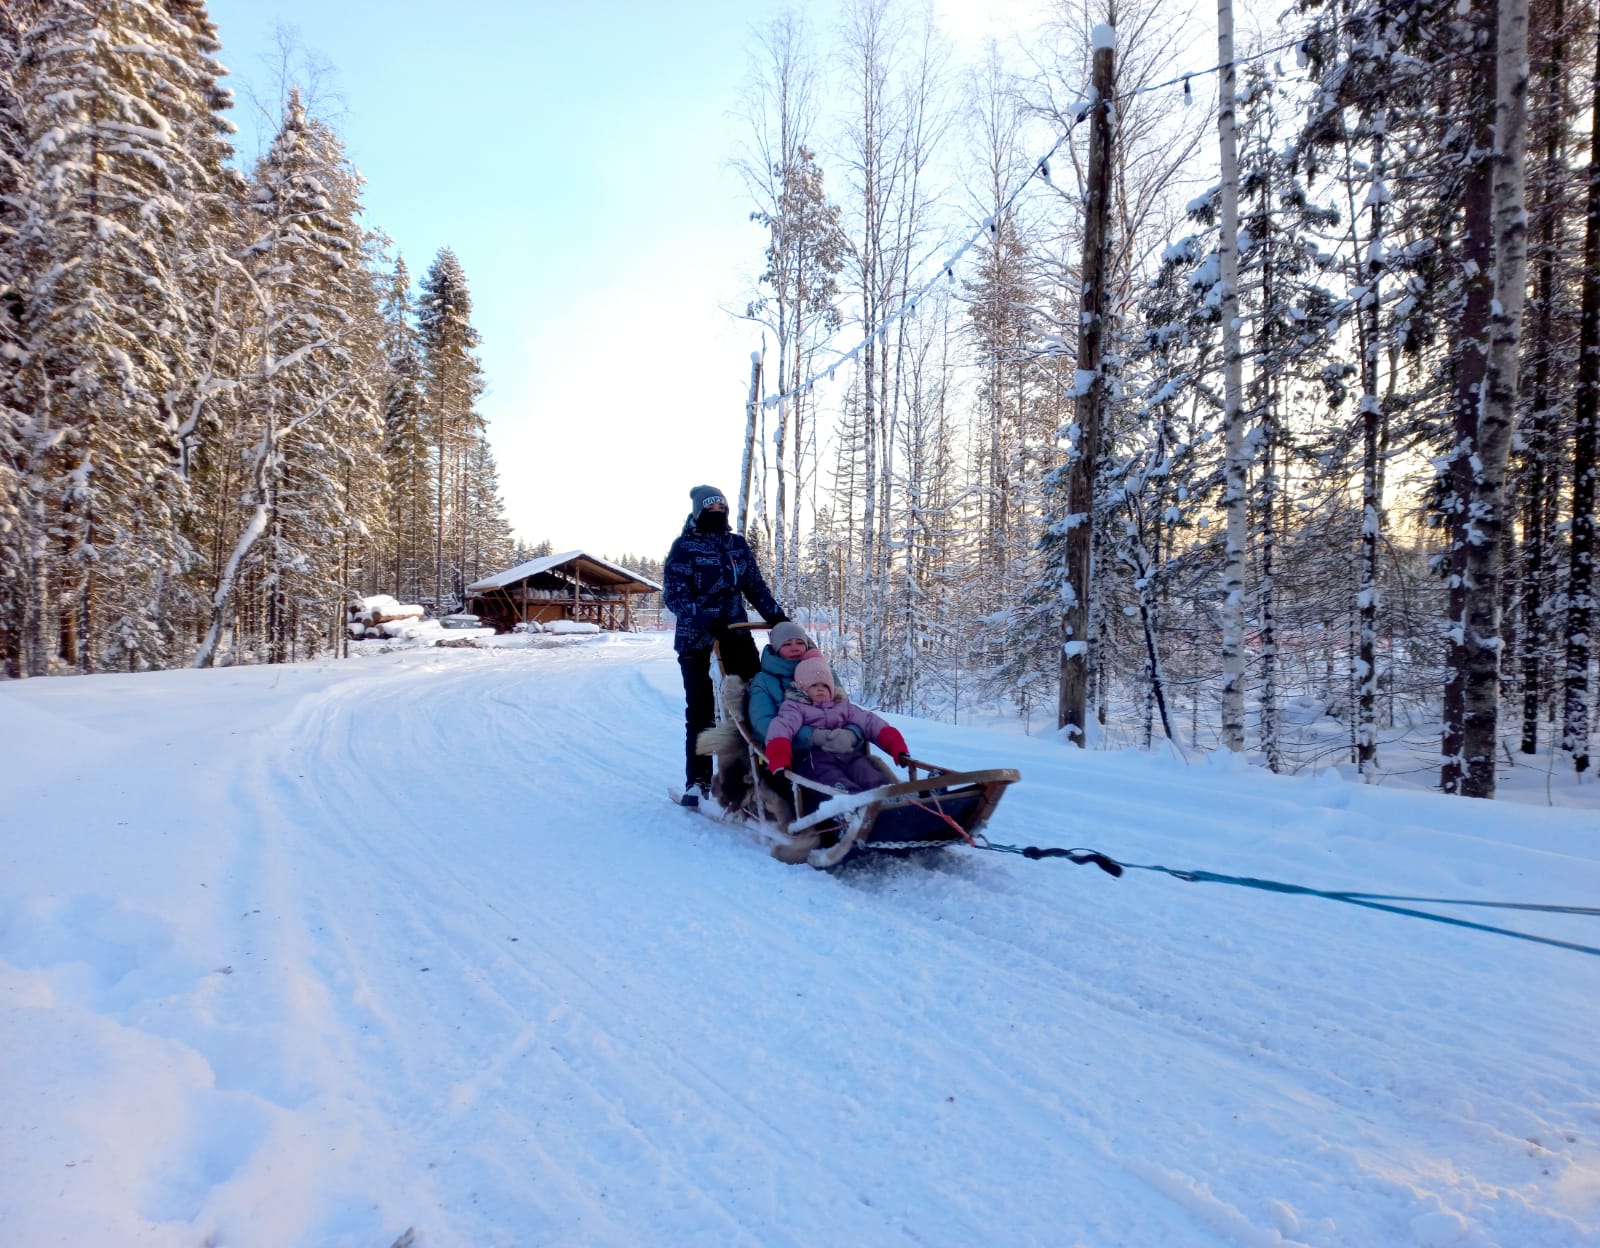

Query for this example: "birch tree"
[1451,0,1532,797]
[1216,0,1249,753]
[738,15,844,597]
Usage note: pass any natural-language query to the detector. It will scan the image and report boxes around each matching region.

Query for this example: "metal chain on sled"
[863,838,959,852]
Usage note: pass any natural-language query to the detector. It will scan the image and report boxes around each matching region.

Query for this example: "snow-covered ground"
[2,633,1597,1248]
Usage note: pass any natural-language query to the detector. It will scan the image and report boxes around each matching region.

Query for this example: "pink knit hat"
[795,656,834,691]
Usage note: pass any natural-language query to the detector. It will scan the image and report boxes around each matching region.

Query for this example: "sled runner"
[694,630,1019,869]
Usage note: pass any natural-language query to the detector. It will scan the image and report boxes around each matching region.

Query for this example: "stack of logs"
[347,595,425,640]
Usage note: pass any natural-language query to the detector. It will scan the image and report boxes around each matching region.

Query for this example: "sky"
[203,0,1045,561]
[3,631,1597,1244]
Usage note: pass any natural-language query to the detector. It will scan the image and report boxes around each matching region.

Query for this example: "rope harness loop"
[978,840,1125,875]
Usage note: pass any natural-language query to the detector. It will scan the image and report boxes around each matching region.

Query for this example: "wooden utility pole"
[1059,29,1116,742]
[738,350,762,535]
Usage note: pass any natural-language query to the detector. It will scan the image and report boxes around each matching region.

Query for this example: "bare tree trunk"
[1520,0,1566,755]
[1355,122,1387,777]
[1217,0,1248,753]
[434,403,445,613]
[1059,33,1115,742]
[1459,0,1532,798]
[1563,12,1600,773]
[1441,7,1500,794]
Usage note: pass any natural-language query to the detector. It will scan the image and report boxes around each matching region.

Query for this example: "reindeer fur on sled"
[696,676,793,822]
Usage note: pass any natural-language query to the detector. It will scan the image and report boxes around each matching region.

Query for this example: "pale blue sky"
[205,0,1036,557]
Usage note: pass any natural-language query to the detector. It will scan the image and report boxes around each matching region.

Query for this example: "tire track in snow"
[823,820,1598,1246]
[208,641,1599,1248]
[281,652,1248,1248]
[238,646,948,1247]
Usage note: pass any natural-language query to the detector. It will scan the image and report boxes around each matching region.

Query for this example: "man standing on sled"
[663,485,787,807]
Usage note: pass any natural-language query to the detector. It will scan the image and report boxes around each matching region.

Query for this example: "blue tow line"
[975,841,1600,959]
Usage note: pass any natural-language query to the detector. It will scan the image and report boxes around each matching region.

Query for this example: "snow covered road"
[3,634,1598,1247]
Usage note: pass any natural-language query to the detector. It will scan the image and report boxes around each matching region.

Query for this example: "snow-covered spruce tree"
[194,89,371,666]
[1333,0,1538,797]
[325,222,390,658]
[460,431,514,589]
[1298,8,1413,777]
[378,255,429,603]
[416,246,485,613]
[1126,203,1231,750]
[10,0,231,673]
[1299,0,1508,789]
[150,0,243,665]
[1235,65,1346,772]
[255,95,385,663]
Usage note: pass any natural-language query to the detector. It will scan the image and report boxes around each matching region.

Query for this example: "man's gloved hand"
[764,612,789,627]
[811,727,859,753]
[895,752,912,766]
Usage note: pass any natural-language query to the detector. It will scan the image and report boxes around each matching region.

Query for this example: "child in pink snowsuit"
[764,656,910,793]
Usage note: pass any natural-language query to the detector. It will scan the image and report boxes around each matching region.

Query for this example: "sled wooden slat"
[786,768,1020,837]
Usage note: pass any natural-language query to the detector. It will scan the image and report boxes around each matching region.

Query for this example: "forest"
[1,0,1594,801]
[728,0,1595,799]
[0,1,523,675]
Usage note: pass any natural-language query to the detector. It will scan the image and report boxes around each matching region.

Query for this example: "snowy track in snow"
[3,634,1598,1247]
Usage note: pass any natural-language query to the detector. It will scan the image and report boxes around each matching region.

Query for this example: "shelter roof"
[466,551,661,595]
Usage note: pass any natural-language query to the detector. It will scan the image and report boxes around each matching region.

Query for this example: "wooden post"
[1059,31,1116,743]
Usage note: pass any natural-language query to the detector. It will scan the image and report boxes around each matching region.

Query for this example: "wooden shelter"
[465,551,661,633]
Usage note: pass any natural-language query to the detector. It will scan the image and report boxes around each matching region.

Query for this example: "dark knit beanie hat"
[690,485,728,520]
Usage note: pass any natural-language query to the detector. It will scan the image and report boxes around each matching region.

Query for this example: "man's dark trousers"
[679,629,760,789]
